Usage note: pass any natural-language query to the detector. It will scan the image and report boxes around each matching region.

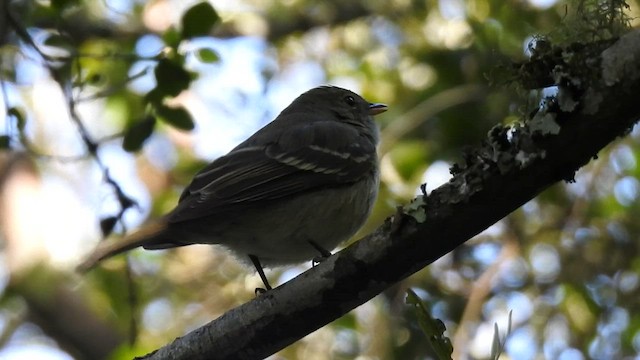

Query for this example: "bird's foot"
[308,240,332,267]
[249,254,273,294]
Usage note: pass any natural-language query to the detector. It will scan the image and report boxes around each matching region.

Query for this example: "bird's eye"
[344,95,356,106]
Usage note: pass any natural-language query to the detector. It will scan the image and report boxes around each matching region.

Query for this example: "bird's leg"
[308,240,332,267]
[249,254,272,294]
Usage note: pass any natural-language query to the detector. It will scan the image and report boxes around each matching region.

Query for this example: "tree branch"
[139,29,640,360]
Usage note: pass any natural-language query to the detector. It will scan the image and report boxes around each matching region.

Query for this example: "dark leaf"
[99,216,118,237]
[87,73,104,84]
[43,33,72,50]
[181,2,220,39]
[145,88,163,105]
[51,0,80,10]
[156,104,194,131]
[153,58,192,99]
[0,135,10,149]
[123,116,156,152]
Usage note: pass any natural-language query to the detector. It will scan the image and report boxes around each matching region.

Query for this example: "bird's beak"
[368,103,388,116]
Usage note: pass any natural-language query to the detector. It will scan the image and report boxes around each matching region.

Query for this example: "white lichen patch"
[529,111,561,135]
[602,29,640,86]
[405,197,427,223]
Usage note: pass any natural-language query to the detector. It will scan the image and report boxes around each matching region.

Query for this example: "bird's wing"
[168,119,376,223]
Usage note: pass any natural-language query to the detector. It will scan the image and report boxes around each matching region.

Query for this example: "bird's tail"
[76,221,168,272]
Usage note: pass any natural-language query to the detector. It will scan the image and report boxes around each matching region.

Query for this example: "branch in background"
[138,29,640,360]
[451,231,519,360]
[378,84,487,156]
[264,2,381,41]
[0,153,127,359]
[10,1,387,46]
[9,267,126,359]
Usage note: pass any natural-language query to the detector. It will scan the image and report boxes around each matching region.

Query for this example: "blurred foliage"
[1,0,640,359]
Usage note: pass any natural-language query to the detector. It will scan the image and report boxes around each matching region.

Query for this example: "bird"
[78,85,388,290]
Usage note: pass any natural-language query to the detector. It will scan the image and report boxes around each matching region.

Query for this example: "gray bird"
[78,86,387,290]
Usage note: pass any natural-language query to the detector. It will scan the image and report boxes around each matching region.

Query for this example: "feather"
[76,221,168,272]
[167,119,376,223]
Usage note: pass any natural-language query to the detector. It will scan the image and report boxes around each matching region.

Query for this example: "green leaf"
[123,116,156,152]
[491,323,500,359]
[0,135,10,149]
[195,48,220,63]
[153,58,193,99]
[162,26,182,49]
[490,310,512,360]
[156,105,194,131]
[406,289,453,360]
[181,2,220,39]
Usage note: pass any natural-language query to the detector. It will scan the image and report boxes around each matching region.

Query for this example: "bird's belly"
[214,179,378,267]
